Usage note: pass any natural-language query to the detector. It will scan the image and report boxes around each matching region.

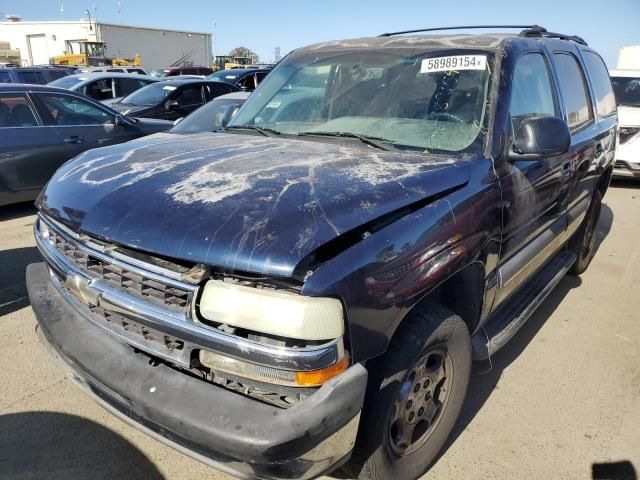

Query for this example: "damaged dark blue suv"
[27,26,616,480]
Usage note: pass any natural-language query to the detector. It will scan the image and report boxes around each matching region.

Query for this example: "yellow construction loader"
[53,41,141,67]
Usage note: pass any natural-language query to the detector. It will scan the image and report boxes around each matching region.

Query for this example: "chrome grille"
[47,225,191,311]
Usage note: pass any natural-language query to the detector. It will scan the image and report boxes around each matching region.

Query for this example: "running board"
[472,250,576,361]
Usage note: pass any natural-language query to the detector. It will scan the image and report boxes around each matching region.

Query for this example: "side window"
[82,79,115,100]
[209,83,233,98]
[238,74,257,91]
[115,78,145,97]
[0,71,12,83]
[0,94,39,127]
[15,71,39,84]
[36,93,113,126]
[553,53,594,131]
[256,72,269,85]
[175,86,203,106]
[583,52,616,117]
[509,53,558,131]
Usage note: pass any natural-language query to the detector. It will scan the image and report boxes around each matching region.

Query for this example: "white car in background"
[610,69,640,178]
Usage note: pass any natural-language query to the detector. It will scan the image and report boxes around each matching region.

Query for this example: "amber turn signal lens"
[295,357,349,387]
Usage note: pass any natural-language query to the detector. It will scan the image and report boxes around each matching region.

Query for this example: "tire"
[352,303,471,480]
[568,190,602,275]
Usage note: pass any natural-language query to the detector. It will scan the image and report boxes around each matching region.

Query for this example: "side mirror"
[509,115,571,161]
[221,104,240,127]
[166,100,181,111]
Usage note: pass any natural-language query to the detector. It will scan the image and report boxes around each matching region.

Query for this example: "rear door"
[495,50,572,305]
[31,91,140,158]
[549,50,600,238]
[0,91,67,191]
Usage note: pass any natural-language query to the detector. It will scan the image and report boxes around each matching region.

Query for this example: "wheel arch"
[387,261,486,348]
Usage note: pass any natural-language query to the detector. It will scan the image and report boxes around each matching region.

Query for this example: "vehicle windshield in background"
[149,69,164,78]
[229,49,493,153]
[120,83,173,106]
[611,76,640,107]
[207,70,239,84]
[171,98,245,133]
[48,76,85,89]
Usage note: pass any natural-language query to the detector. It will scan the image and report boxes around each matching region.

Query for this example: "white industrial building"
[0,17,212,70]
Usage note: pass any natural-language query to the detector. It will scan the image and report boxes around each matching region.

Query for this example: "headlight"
[197,279,348,387]
[197,280,344,341]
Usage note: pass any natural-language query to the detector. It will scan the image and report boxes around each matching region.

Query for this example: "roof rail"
[519,26,588,46]
[378,25,543,37]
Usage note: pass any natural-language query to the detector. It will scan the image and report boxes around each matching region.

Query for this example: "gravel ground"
[0,183,638,480]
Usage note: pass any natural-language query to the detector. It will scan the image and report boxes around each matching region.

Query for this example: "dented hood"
[40,132,471,277]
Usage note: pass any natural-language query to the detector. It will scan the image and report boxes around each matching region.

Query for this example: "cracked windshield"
[230,49,492,153]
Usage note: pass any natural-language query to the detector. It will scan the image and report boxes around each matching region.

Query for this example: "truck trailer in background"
[0,19,211,70]
[618,46,640,70]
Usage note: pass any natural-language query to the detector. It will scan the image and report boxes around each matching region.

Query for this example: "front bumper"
[27,262,367,480]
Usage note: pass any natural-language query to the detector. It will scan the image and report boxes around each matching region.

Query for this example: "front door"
[31,92,139,160]
[0,92,67,192]
[495,51,572,306]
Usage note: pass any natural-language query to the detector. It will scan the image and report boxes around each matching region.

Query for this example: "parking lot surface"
[1,184,639,480]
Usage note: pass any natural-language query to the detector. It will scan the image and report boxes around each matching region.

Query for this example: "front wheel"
[568,190,602,275]
[353,303,471,480]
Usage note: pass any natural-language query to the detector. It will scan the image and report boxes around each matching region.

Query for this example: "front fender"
[302,159,502,363]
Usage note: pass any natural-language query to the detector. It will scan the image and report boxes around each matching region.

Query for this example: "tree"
[228,46,259,63]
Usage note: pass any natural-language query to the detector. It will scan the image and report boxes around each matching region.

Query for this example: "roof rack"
[378,25,543,37]
[519,26,587,46]
[378,25,588,46]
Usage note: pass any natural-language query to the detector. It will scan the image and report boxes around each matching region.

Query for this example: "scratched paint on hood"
[42,132,471,277]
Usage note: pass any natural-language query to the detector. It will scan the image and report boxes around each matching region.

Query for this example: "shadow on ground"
[0,201,37,222]
[0,246,41,316]
[333,203,615,479]
[593,460,637,480]
[432,201,614,466]
[0,411,164,480]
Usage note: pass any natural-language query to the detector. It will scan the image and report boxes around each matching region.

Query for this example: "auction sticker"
[421,55,487,73]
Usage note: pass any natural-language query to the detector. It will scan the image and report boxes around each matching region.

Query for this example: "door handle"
[64,136,84,144]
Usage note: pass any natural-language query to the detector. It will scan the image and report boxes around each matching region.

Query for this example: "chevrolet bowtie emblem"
[64,275,100,306]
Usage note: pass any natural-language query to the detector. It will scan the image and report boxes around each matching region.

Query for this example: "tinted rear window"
[0,71,12,83]
[15,71,42,84]
[553,53,594,131]
[583,52,616,117]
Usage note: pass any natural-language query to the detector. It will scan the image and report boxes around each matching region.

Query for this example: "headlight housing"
[196,279,348,387]
[197,280,344,341]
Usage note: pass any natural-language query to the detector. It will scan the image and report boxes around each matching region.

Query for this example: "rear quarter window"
[15,71,40,84]
[582,52,616,117]
[553,53,594,132]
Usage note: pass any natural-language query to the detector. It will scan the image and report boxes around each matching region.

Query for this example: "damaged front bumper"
[26,262,367,480]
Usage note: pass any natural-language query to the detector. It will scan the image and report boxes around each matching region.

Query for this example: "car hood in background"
[111,103,153,116]
[39,133,471,277]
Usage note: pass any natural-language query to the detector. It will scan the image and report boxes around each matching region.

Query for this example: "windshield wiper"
[225,125,281,137]
[297,131,393,151]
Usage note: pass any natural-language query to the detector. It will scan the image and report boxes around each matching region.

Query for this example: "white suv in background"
[610,69,640,178]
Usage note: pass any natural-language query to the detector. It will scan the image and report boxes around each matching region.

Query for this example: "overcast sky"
[2,0,638,66]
